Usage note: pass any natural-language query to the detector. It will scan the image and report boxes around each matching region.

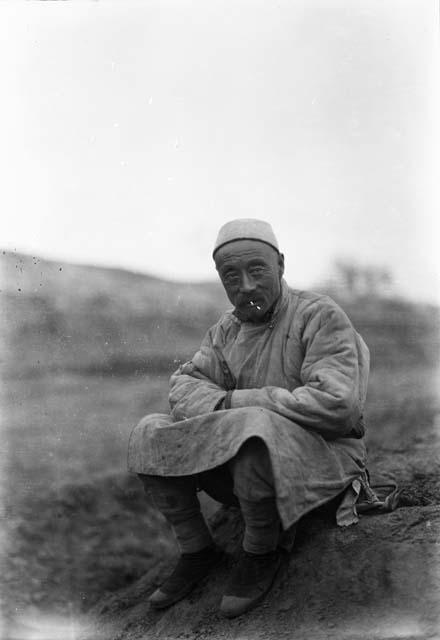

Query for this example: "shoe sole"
[219,556,282,619]
[150,580,199,610]
[149,552,223,610]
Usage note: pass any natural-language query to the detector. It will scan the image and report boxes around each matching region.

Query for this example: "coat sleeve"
[230,300,369,439]
[168,326,230,421]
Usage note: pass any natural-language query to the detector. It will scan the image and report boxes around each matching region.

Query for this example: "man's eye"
[223,273,239,284]
[249,266,265,276]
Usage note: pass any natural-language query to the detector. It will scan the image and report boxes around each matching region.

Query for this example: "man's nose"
[239,272,256,293]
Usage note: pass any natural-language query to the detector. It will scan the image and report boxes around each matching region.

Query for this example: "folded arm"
[168,328,230,421]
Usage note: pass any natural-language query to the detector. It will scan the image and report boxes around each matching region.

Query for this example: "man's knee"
[229,438,275,501]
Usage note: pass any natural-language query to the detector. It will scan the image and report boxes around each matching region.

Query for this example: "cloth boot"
[220,438,283,617]
[138,473,213,553]
[228,437,281,553]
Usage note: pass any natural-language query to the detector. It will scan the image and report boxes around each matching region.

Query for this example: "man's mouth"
[234,298,266,322]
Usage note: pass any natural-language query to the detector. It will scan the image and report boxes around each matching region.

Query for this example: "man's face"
[214,239,284,322]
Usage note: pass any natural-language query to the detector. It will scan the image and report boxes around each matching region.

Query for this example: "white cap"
[213,218,279,257]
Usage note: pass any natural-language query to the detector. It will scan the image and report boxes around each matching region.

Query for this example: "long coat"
[128,281,370,528]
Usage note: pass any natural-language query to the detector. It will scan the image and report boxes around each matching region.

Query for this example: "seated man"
[128,218,370,618]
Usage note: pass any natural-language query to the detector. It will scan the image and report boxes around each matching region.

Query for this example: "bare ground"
[87,507,440,640]
[2,369,439,639]
[81,427,440,640]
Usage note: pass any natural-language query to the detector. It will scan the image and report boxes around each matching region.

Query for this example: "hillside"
[1,250,438,376]
[0,250,228,376]
[1,250,439,639]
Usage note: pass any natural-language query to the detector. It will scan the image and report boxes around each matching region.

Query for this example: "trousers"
[138,437,281,554]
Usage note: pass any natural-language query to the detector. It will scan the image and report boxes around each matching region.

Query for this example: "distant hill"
[1,250,438,377]
[0,251,228,376]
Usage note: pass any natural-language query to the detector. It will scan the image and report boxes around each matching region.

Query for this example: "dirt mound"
[87,504,439,640]
[82,437,440,640]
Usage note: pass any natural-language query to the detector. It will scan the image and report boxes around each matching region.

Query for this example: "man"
[128,218,369,618]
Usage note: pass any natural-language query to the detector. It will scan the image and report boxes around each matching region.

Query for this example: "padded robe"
[128,281,370,528]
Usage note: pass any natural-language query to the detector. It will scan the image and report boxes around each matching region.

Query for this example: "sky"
[1,0,439,302]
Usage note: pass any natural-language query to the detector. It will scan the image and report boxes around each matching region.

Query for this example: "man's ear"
[278,253,285,278]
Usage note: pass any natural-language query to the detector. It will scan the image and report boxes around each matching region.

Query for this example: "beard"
[233,295,277,324]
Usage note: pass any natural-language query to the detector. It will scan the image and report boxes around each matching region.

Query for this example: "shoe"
[220,549,282,618]
[149,545,221,609]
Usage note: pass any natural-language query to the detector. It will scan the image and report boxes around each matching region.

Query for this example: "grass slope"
[1,250,228,376]
[1,250,438,377]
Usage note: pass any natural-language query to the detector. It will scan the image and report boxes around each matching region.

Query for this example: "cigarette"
[250,301,262,310]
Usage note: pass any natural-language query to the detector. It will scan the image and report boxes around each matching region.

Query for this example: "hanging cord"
[356,470,402,514]
[213,345,236,391]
